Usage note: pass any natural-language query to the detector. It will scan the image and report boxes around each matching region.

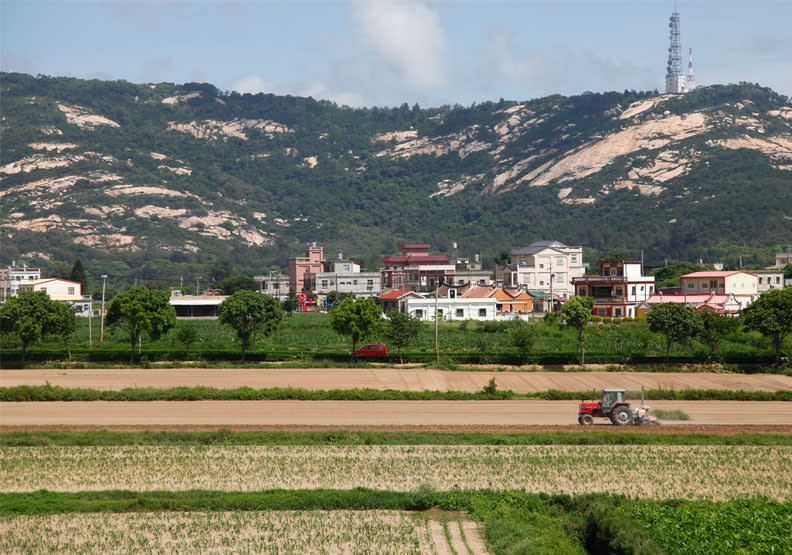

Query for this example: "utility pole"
[88,301,93,349]
[99,274,108,342]
[434,279,440,364]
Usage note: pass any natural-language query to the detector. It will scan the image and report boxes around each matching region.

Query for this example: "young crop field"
[3,445,790,501]
[0,510,473,554]
[621,499,792,554]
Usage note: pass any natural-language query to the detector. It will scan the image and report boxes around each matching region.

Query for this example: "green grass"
[3,429,792,447]
[2,384,791,402]
[651,409,691,421]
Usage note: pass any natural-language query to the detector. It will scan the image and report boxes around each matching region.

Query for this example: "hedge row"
[2,384,791,402]
[0,347,779,367]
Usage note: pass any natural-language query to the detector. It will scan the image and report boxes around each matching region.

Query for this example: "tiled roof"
[378,289,414,299]
[460,285,497,298]
[526,290,551,298]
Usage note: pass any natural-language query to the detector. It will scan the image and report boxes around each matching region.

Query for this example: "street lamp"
[99,274,108,342]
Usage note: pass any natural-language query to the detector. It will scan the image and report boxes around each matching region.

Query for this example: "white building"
[679,271,759,309]
[17,278,92,316]
[254,273,289,301]
[308,256,382,298]
[0,264,42,302]
[498,241,584,299]
[406,296,498,322]
[753,270,785,293]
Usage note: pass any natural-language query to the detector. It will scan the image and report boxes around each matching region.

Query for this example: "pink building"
[288,243,325,293]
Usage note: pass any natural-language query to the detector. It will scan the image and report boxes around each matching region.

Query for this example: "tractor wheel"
[580,414,594,426]
[610,406,633,426]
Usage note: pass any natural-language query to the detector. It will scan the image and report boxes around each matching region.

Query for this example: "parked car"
[352,344,388,357]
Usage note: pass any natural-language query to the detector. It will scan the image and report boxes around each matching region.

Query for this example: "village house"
[405,283,498,322]
[169,289,228,318]
[288,242,324,294]
[254,272,289,301]
[306,253,382,298]
[637,292,742,317]
[0,263,42,302]
[377,289,425,313]
[753,269,785,293]
[380,244,454,293]
[17,278,92,316]
[679,271,758,309]
[572,260,655,318]
[497,240,584,300]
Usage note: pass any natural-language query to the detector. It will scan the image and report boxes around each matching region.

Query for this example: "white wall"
[406,297,498,321]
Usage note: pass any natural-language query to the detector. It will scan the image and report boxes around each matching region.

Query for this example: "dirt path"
[2,400,791,429]
[3,368,790,392]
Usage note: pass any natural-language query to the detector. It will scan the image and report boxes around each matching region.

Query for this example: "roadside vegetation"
[3,310,791,369]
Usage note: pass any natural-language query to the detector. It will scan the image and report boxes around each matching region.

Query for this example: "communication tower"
[686,48,695,91]
[665,3,686,93]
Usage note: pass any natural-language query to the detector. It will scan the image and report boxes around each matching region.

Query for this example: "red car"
[352,344,388,357]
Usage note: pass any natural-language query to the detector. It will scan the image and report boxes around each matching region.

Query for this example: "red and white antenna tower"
[686,47,695,91]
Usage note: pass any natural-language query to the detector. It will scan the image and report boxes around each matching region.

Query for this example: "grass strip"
[3,429,792,447]
[3,384,791,402]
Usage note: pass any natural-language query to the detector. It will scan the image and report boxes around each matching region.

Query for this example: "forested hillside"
[1,72,791,286]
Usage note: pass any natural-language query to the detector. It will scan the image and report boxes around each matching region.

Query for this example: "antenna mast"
[686,47,695,90]
[665,2,685,93]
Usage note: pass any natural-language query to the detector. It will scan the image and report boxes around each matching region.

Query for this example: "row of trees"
[559,288,792,366]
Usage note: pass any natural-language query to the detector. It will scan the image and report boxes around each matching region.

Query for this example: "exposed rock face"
[166,119,292,141]
[57,103,120,129]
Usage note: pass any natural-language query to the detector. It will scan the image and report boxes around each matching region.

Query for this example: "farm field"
[2,399,792,429]
[3,367,791,392]
[0,510,486,554]
[2,444,790,500]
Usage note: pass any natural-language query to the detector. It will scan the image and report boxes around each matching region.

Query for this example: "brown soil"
[3,368,789,392]
[1,400,790,432]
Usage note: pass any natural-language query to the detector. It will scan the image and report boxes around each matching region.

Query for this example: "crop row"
[3,445,789,501]
[6,429,791,447]
[0,510,434,554]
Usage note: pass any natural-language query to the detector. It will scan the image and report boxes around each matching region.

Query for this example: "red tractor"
[578,388,635,426]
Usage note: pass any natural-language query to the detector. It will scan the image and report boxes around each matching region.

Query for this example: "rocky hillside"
[1,73,791,278]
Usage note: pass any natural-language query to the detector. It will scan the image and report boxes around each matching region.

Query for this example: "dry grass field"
[0,510,488,554]
[3,445,789,501]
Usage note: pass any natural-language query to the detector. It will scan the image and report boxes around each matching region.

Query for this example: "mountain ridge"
[1,73,791,282]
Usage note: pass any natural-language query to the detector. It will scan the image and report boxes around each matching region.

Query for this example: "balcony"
[572,275,627,284]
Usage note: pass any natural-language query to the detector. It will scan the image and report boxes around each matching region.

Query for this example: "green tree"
[509,320,535,365]
[218,290,283,361]
[49,301,78,362]
[697,311,739,361]
[494,250,510,266]
[384,311,421,363]
[330,297,382,354]
[215,275,258,295]
[105,287,177,362]
[209,259,233,283]
[325,290,356,307]
[282,291,299,315]
[69,259,88,289]
[651,262,704,289]
[743,288,792,365]
[783,264,792,281]
[0,291,55,364]
[176,323,198,351]
[561,296,595,365]
[646,303,702,363]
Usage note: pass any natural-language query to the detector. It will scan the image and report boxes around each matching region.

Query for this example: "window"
[353,280,358,285]
[759,277,763,284]
[614,308,622,317]
[777,277,782,284]
[437,309,444,318]
[579,287,586,296]
[610,268,617,276]
[631,286,636,296]
[688,282,694,289]
[539,263,544,269]
[571,254,577,262]
[539,281,544,286]
[367,279,373,285]
[449,289,456,298]
[415,309,423,318]
[478,308,487,317]
[615,287,622,296]
[710,280,717,289]
[456,309,464,318]
[68,287,75,295]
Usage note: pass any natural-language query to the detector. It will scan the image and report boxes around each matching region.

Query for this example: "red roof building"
[381,244,453,293]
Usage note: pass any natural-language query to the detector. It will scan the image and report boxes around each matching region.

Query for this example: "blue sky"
[2,0,790,108]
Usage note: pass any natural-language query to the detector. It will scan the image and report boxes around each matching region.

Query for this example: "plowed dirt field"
[3,368,790,392]
[2,400,791,431]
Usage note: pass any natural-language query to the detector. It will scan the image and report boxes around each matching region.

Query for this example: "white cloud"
[230,75,276,95]
[351,0,448,90]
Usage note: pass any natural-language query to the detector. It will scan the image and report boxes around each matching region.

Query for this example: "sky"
[2,0,791,108]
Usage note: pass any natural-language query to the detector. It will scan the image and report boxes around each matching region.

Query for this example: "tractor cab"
[601,389,625,409]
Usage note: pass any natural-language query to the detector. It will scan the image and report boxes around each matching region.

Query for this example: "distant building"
[288,242,324,293]
[497,240,584,299]
[170,291,228,318]
[449,254,492,287]
[753,269,785,293]
[572,260,655,318]
[377,289,424,314]
[638,292,742,317]
[17,278,92,316]
[0,263,42,302]
[381,244,453,293]
[303,253,383,298]
[773,251,792,268]
[679,271,758,309]
[406,283,498,321]
[254,272,289,301]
